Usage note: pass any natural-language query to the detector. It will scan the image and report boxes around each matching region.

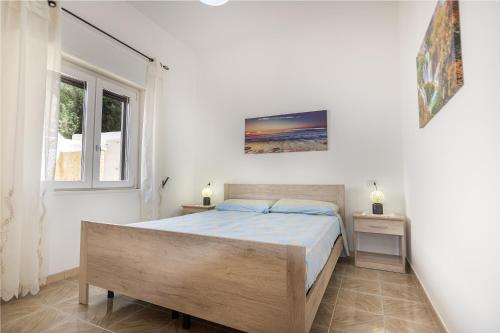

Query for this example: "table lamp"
[370,182,384,215]
[202,182,213,206]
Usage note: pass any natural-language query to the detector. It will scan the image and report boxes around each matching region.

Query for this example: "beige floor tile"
[342,277,381,295]
[333,263,346,276]
[328,274,343,289]
[311,302,334,329]
[329,306,384,333]
[1,295,45,324]
[53,293,144,329]
[335,260,347,267]
[309,322,330,333]
[43,317,106,333]
[107,306,172,332]
[385,317,441,333]
[427,309,447,333]
[379,271,417,286]
[342,266,380,281]
[37,280,80,305]
[382,282,424,302]
[336,289,383,315]
[383,297,436,325]
[164,319,227,333]
[2,306,69,333]
[321,287,339,305]
[192,317,243,333]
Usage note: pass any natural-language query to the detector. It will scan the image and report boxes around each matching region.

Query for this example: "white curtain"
[0,1,61,301]
[140,61,164,220]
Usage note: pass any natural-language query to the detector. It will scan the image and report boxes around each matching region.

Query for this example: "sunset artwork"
[417,0,464,128]
[245,110,327,154]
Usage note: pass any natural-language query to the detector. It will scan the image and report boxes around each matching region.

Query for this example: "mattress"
[128,210,343,290]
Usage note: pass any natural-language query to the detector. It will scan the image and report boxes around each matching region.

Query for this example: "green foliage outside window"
[101,94,123,133]
[59,81,83,139]
[58,81,124,139]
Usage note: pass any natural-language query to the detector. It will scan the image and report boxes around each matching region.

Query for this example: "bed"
[79,184,346,333]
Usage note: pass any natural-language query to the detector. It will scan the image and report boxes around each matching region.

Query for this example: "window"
[55,76,86,182]
[55,61,139,189]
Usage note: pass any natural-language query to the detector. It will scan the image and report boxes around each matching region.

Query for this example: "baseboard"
[46,267,79,285]
[407,262,449,333]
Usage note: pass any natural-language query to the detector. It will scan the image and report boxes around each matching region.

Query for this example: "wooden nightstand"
[181,204,216,215]
[353,212,406,273]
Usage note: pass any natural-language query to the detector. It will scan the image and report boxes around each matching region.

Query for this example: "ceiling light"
[200,0,229,6]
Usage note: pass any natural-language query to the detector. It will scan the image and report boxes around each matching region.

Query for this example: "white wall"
[398,2,500,332]
[47,1,197,274]
[193,1,406,252]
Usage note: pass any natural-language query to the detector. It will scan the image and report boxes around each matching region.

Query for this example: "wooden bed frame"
[79,184,345,333]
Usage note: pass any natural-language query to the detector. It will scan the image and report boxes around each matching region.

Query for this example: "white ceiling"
[130,1,355,53]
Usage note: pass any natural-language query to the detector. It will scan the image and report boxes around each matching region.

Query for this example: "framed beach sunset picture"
[417,0,464,128]
[244,110,328,154]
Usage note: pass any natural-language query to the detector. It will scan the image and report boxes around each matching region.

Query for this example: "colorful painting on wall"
[417,0,464,128]
[245,110,327,154]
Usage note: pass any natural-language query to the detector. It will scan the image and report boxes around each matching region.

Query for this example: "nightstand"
[181,204,216,215]
[353,212,406,273]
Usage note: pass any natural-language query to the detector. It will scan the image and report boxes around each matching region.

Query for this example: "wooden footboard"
[80,219,343,333]
[80,221,313,333]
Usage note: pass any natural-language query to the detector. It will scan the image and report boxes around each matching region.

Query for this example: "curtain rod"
[48,1,170,71]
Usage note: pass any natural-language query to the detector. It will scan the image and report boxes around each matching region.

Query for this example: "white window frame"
[93,78,139,188]
[55,62,96,189]
[55,60,139,190]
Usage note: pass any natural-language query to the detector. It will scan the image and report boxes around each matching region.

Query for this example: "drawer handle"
[368,225,388,229]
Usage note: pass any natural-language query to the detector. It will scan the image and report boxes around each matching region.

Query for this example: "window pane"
[55,77,85,181]
[99,90,128,181]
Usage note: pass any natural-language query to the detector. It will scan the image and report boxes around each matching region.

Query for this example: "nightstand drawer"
[354,219,404,235]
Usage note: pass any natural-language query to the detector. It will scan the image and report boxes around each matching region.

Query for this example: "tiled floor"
[309,260,445,333]
[1,260,444,333]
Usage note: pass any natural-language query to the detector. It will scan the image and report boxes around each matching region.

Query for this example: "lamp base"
[203,197,211,206]
[372,203,383,215]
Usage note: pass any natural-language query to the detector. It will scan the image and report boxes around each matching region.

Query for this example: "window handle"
[95,144,101,152]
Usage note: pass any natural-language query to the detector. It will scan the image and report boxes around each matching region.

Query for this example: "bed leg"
[79,282,89,305]
[107,290,114,298]
[172,310,179,319]
[182,314,191,329]
[79,222,89,305]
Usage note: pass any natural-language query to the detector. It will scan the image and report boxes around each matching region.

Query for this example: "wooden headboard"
[224,184,346,221]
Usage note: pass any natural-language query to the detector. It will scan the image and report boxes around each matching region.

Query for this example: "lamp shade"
[200,0,229,6]
[202,185,213,198]
[370,190,385,204]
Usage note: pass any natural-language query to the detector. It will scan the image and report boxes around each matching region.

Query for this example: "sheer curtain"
[140,61,164,220]
[0,1,61,301]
